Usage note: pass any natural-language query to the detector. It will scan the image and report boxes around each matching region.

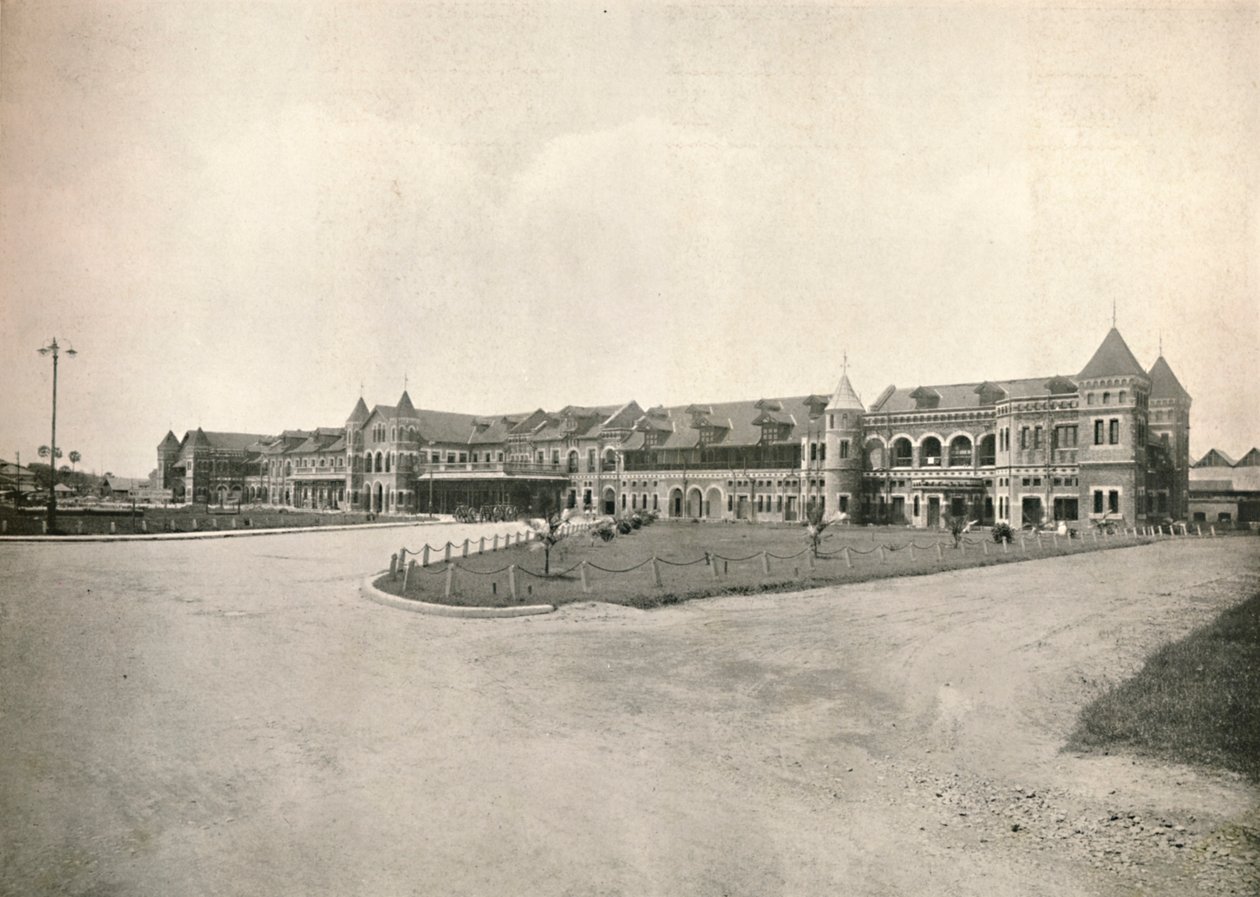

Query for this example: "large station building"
[156,326,1192,528]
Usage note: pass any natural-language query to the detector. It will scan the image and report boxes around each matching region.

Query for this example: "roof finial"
[1159,330,1163,356]
[1112,298,1117,328]
[359,380,364,398]
[842,349,848,376]
[403,371,408,392]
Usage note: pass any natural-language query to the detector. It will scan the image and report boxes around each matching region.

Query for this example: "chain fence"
[379,521,1213,605]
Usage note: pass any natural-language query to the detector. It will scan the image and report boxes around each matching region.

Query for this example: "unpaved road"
[1,527,1256,896]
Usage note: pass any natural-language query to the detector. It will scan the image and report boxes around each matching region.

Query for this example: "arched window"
[977,434,997,466]
[920,437,942,467]
[948,435,973,467]
[1102,391,1111,404]
[891,438,913,467]
[385,453,391,473]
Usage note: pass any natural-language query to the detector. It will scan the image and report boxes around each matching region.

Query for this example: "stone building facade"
[157,327,1191,527]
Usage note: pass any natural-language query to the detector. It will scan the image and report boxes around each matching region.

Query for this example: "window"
[1094,420,1105,445]
[828,414,834,429]
[1087,393,1095,405]
[1020,427,1028,450]
[840,439,850,459]
[810,443,817,462]
[1094,491,1104,514]
[1108,490,1119,514]
[1109,419,1120,445]
[1119,390,1126,404]
[1033,426,1043,449]
[819,444,826,462]
[1102,392,1111,405]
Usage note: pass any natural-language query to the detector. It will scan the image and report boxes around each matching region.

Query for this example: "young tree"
[527,497,574,576]
[804,502,832,559]
[943,511,968,549]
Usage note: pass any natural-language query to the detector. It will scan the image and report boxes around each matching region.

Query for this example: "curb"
[360,574,555,618]
[0,519,442,544]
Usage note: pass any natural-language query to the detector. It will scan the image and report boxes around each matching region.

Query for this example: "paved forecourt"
[0,528,1256,897]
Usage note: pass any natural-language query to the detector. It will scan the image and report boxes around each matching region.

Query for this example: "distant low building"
[1189,448,1260,526]
[100,475,146,499]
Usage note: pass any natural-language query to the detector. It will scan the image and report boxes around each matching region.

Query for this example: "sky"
[1,0,1257,478]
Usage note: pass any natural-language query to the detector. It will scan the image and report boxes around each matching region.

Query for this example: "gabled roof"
[159,431,180,449]
[185,430,272,452]
[1194,448,1236,468]
[870,377,1075,413]
[1078,327,1147,380]
[623,396,822,452]
[1148,356,1191,401]
[1236,448,1260,467]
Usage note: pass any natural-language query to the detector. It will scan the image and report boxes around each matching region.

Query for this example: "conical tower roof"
[346,396,370,424]
[396,390,415,416]
[1148,356,1190,401]
[826,373,864,412]
[1078,327,1147,380]
[159,430,180,449]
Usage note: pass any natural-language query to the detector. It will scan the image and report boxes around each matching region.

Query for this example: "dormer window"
[910,387,941,410]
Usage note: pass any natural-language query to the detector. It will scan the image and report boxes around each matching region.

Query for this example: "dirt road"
[1,529,1256,896]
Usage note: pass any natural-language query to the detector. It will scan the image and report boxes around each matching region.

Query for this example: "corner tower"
[1148,354,1192,519]
[157,431,180,489]
[1075,327,1151,524]
[824,367,864,521]
[345,396,370,510]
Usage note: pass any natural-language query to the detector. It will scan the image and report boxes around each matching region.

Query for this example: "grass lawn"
[1067,591,1260,782]
[375,519,1155,609]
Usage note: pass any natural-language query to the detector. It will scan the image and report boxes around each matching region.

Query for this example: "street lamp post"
[37,337,76,533]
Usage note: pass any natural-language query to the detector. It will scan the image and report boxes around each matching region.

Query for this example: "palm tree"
[38,445,62,485]
[68,450,81,473]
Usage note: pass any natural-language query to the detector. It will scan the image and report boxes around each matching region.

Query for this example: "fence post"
[421,544,430,566]
[959,539,966,556]
[141,519,148,533]
[1035,532,1043,551]
[508,565,517,600]
[845,546,853,568]
[652,556,662,587]
[493,534,500,551]
[389,553,398,578]
[878,545,886,564]
[807,551,816,571]
[1051,532,1058,550]
[1196,524,1202,537]
[444,564,453,599]
[108,521,114,535]
[403,560,415,591]
[399,548,407,571]
[1210,525,1216,538]
[761,551,770,575]
[982,539,989,556]
[1002,536,1009,553]
[708,552,719,579]
[480,536,485,554]
[444,542,451,563]
[462,538,469,558]
[580,561,591,594]
[936,542,944,561]
[191,517,198,530]
[1091,529,1098,545]
[1019,534,1026,554]
[908,543,915,562]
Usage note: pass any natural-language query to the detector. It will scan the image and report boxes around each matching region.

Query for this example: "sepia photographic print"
[1,2,1257,895]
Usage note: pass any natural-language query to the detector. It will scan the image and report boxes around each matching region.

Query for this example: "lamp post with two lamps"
[37,337,76,533]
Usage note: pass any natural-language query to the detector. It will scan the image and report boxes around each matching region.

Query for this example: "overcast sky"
[2,1,1256,477]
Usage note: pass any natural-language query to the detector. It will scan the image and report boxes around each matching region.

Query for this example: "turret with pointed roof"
[1147,352,1192,519]
[1149,356,1191,402]
[1078,327,1148,381]
[823,366,864,521]
[346,396,369,426]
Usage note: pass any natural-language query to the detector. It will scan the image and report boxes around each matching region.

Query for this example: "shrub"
[592,519,617,542]
[617,519,633,535]
[630,513,643,529]
[992,522,1014,543]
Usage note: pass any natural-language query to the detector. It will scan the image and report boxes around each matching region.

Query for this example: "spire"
[1078,327,1146,380]
[826,372,864,412]
[1148,356,1190,401]
[397,390,415,416]
[346,396,370,425]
